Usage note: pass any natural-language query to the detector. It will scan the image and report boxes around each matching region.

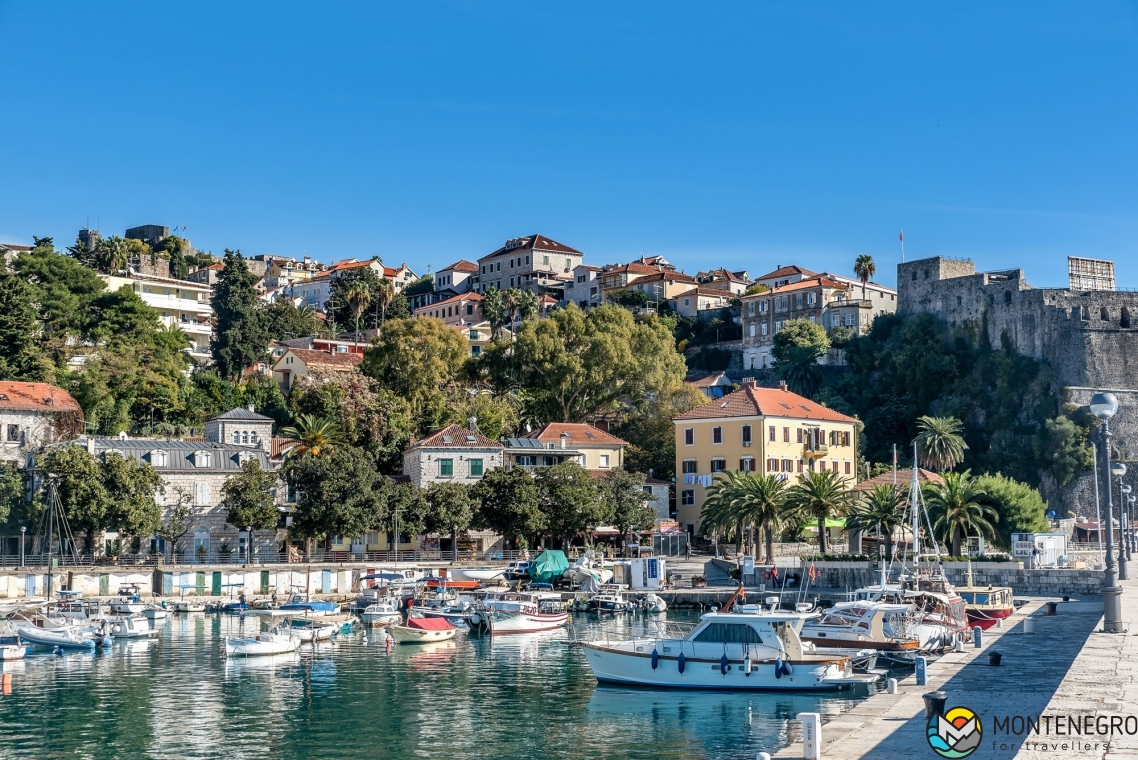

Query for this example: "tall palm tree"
[701,471,748,556]
[346,281,371,341]
[517,290,539,322]
[925,470,997,557]
[853,255,876,301]
[786,469,855,554]
[280,414,343,457]
[503,288,522,329]
[373,278,395,332]
[914,415,969,472]
[96,236,131,275]
[844,483,906,559]
[736,472,789,564]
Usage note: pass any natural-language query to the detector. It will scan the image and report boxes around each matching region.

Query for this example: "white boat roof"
[702,610,814,623]
[830,600,913,613]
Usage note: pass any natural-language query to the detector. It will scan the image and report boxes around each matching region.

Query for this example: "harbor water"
[0,610,869,759]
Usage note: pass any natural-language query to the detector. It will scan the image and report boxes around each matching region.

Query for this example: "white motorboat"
[286,618,338,643]
[361,601,401,627]
[142,606,170,622]
[173,600,206,613]
[0,635,27,661]
[580,602,877,691]
[225,630,301,657]
[640,593,668,613]
[503,560,532,580]
[109,598,147,615]
[448,567,506,583]
[15,624,100,650]
[102,615,157,639]
[800,600,921,655]
[589,591,630,613]
[467,592,568,634]
[388,616,458,644]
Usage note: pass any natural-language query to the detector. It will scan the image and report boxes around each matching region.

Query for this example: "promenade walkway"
[772,582,1138,759]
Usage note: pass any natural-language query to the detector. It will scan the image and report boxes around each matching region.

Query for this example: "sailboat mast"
[911,442,921,572]
[47,480,55,602]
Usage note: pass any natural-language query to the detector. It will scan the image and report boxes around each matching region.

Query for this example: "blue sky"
[2,2,1136,287]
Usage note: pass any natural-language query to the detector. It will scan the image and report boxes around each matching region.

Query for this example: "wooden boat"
[955,563,1015,630]
[800,601,922,654]
[424,577,480,590]
[360,601,401,627]
[225,630,300,657]
[388,616,458,644]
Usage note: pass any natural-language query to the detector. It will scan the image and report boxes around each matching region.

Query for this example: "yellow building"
[673,380,859,535]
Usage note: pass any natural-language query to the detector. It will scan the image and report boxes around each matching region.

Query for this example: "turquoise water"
[0,611,868,759]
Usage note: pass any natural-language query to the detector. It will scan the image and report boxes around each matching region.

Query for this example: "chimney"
[468,416,478,432]
[87,438,96,455]
[778,381,788,391]
[560,432,569,449]
[247,403,255,413]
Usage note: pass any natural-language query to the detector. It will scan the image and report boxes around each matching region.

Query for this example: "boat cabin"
[678,611,809,660]
[804,601,916,642]
[956,587,1013,608]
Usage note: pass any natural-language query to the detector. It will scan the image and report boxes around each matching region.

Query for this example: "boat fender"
[744,656,752,676]
[53,646,63,656]
[782,660,794,676]
[720,654,729,675]
[112,625,123,634]
[651,648,659,670]
[677,652,686,674]
[774,660,782,679]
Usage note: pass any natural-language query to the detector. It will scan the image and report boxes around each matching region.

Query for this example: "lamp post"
[1130,495,1137,555]
[1090,392,1124,632]
[19,526,25,568]
[1115,464,1129,580]
[246,526,252,566]
[1123,488,1133,563]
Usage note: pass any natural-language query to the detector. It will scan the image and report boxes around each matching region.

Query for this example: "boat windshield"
[692,622,764,644]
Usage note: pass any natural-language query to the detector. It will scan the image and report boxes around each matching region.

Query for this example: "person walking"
[685,540,692,560]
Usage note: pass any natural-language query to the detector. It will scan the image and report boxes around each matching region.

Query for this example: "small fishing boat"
[424,576,481,590]
[278,594,338,615]
[955,562,1015,630]
[800,601,922,654]
[448,567,506,583]
[225,629,300,657]
[102,615,157,639]
[388,616,458,644]
[15,625,100,650]
[109,585,148,615]
[0,635,27,661]
[360,601,401,627]
[173,600,206,613]
[286,618,338,643]
[467,592,567,634]
[504,560,532,580]
[589,591,630,613]
[142,605,170,622]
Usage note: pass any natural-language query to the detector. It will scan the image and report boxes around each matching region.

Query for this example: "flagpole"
[899,229,905,263]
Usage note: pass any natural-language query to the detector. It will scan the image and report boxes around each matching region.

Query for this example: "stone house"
[0,382,84,465]
[272,348,364,393]
[402,423,505,489]
[475,234,583,300]
[434,259,479,294]
[562,264,603,309]
[412,291,484,326]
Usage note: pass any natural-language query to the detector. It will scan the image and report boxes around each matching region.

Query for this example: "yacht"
[800,600,921,665]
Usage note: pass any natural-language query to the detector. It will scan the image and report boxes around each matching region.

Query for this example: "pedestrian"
[685,540,692,560]
[1031,546,1041,569]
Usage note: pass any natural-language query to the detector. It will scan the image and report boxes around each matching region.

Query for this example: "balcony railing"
[0,548,532,569]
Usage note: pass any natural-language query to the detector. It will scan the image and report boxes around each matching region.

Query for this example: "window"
[842,431,851,446]
[711,458,726,472]
[845,461,851,475]
[832,461,839,473]
[194,482,210,506]
[470,329,480,340]
[682,460,697,474]
[684,298,690,307]
[681,490,695,506]
[760,300,768,313]
[795,293,803,308]
[287,482,297,503]
[796,428,803,444]
[781,458,791,472]
[740,458,754,472]
[748,323,756,337]
[233,432,240,444]
[741,425,752,445]
[712,426,722,444]
[543,256,549,265]
[439,459,454,477]
[241,430,250,444]
[694,622,763,644]
[807,292,816,306]
[783,427,790,443]
[684,428,694,446]
[469,459,484,477]
[151,450,167,467]
[565,258,571,269]
[761,323,768,337]
[808,458,816,472]
[195,451,212,468]
[3,425,16,443]
[797,459,804,473]
[748,301,755,315]
[767,458,779,472]
[599,455,610,467]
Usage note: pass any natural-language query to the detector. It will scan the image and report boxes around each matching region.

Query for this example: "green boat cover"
[528,550,569,583]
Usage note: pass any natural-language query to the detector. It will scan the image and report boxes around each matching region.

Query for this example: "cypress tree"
[211,250,268,381]
[0,269,44,380]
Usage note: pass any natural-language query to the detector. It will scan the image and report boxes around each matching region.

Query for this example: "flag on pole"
[899,229,903,242]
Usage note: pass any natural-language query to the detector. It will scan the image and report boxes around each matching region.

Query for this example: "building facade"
[102,273,213,362]
[0,382,84,465]
[476,234,582,300]
[412,292,484,326]
[673,381,858,535]
[435,260,479,294]
[402,423,505,488]
[562,264,603,309]
[272,348,364,393]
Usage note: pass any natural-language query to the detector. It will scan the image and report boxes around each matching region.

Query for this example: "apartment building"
[562,264,603,308]
[476,234,582,300]
[503,423,627,472]
[412,292,484,326]
[751,265,818,291]
[285,258,417,313]
[435,260,479,293]
[669,287,734,317]
[696,268,751,295]
[673,381,858,534]
[102,273,213,362]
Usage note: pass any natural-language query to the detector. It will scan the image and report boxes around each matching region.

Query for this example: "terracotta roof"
[576,265,602,272]
[0,382,82,413]
[0,243,34,251]
[271,438,301,458]
[538,295,558,304]
[520,423,628,446]
[406,423,503,450]
[481,234,582,261]
[742,277,849,300]
[283,348,364,368]
[674,384,857,423]
[414,291,482,311]
[602,262,667,276]
[850,468,944,492]
[754,265,817,281]
[441,260,479,273]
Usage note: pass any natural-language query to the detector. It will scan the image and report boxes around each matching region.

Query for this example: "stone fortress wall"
[897,256,1138,516]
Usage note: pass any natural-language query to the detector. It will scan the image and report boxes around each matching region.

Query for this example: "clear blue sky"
[2,2,1136,288]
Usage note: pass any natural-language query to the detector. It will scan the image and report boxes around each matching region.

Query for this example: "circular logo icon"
[927,706,982,758]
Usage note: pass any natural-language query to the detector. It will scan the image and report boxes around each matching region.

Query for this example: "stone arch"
[1123,307,1132,328]
[1004,290,1012,304]
[1101,306,1110,321]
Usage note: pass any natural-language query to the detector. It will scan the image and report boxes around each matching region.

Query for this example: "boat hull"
[361,612,400,627]
[425,579,481,590]
[0,644,27,661]
[801,636,919,652]
[225,635,300,657]
[449,568,505,582]
[487,610,568,635]
[388,626,457,644]
[15,626,97,649]
[966,606,1014,630]
[580,643,871,691]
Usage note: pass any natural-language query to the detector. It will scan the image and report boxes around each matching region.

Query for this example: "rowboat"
[225,630,300,657]
[955,562,1015,630]
[388,616,457,644]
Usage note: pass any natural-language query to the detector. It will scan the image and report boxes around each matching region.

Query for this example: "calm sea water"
[0,611,868,760]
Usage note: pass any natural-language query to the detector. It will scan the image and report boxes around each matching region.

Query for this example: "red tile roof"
[284,348,364,368]
[674,384,856,423]
[850,468,943,492]
[0,243,34,251]
[271,438,301,458]
[481,234,582,261]
[754,265,818,281]
[441,260,479,273]
[0,382,83,413]
[406,423,503,450]
[413,291,483,312]
[520,423,628,446]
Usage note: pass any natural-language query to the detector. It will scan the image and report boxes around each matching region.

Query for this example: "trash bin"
[923,691,948,718]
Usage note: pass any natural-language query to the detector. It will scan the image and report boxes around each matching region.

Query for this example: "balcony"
[804,442,828,456]
[827,298,874,309]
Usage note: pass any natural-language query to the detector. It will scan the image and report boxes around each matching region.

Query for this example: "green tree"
[361,316,467,423]
[481,287,508,337]
[13,243,106,357]
[914,415,969,472]
[94,235,132,275]
[845,483,906,559]
[471,467,544,547]
[974,472,1049,547]
[517,289,540,322]
[283,446,388,547]
[0,462,28,529]
[786,469,855,553]
[608,289,650,312]
[221,458,280,531]
[0,270,45,381]
[699,471,788,562]
[157,487,194,560]
[212,250,268,381]
[385,480,430,543]
[535,462,604,548]
[772,319,830,398]
[67,234,97,269]
[40,446,110,550]
[346,280,372,341]
[925,470,997,556]
[853,255,876,300]
[403,274,434,298]
[613,385,707,480]
[424,481,475,555]
[598,469,659,546]
[261,299,323,341]
[100,451,163,540]
[281,414,344,457]
[158,236,191,279]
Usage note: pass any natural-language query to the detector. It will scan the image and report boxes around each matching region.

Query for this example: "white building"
[102,273,213,362]
[0,382,84,465]
[402,423,505,489]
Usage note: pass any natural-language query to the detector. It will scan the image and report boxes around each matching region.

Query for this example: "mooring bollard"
[923,690,948,719]
[915,656,928,686]
[1046,601,1059,615]
[955,638,964,653]
[996,617,1003,628]
[974,626,983,648]
[1023,617,1036,634]
[798,712,821,760]
[757,753,772,760]
[886,677,898,694]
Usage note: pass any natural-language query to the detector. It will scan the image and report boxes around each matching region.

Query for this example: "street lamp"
[1130,495,1137,554]
[1123,488,1133,563]
[19,527,25,568]
[1090,391,1124,633]
[246,526,252,566]
[1114,463,1128,580]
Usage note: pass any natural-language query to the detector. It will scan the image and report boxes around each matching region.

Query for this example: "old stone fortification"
[897,256,1138,515]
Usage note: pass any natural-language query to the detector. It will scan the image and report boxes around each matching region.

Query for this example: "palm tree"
[373,278,395,332]
[280,414,343,457]
[925,470,997,557]
[503,288,522,329]
[736,472,789,564]
[701,471,748,556]
[786,469,856,554]
[96,236,131,275]
[914,415,969,472]
[845,483,906,559]
[853,254,876,301]
[517,290,539,322]
[346,281,371,341]
[775,344,826,398]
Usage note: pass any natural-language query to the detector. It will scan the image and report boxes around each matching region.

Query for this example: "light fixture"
[1091,392,1120,420]
[1113,463,1128,478]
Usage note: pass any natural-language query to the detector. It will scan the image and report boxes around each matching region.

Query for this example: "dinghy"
[225,630,300,657]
